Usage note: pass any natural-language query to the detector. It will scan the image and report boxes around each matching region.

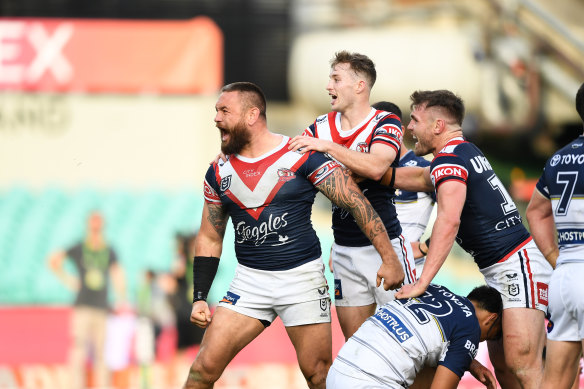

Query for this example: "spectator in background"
[526,82,584,389]
[371,101,436,275]
[47,210,126,389]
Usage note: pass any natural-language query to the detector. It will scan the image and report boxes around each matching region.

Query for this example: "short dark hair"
[331,50,377,88]
[576,82,584,124]
[410,90,465,125]
[467,285,503,315]
[221,82,267,119]
[372,101,402,121]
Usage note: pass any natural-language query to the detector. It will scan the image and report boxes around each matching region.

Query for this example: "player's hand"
[376,261,405,291]
[288,135,329,154]
[190,300,212,328]
[394,281,427,299]
[469,359,497,389]
[210,152,228,165]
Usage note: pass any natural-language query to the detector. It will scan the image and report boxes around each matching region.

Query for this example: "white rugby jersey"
[204,136,340,270]
[333,284,480,387]
[535,135,584,266]
[303,108,403,245]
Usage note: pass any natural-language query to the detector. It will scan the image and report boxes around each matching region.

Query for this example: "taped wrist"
[418,241,428,256]
[193,256,219,303]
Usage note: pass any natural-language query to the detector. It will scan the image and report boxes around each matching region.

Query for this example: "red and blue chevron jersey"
[203,136,340,271]
[303,108,403,246]
[430,137,531,269]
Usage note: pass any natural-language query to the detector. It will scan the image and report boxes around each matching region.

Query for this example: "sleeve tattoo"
[206,203,229,238]
[316,168,387,241]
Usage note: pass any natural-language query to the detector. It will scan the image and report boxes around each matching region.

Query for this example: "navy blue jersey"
[396,150,436,204]
[535,135,584,266]
[430,138,531,268]
[303,109,403,246]
[204,136,340,270]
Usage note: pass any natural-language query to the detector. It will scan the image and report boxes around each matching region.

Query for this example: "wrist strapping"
[193,256,219,303]
[418,242,428,256]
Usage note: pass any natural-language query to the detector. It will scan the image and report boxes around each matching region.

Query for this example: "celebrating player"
[288,51,414,340]
[371,101,435,275]
[182,82,403,389]
[383,89,553,389]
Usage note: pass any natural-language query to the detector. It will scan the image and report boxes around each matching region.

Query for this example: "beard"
[413,136,431,156]
[219,119,252,155]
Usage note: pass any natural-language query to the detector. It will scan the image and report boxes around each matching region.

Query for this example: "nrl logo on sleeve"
[220,175,232,192]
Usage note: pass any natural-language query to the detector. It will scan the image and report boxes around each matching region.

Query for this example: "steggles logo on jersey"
[277,168,296,182]
[220,175,232,192]
[235,212,289,246]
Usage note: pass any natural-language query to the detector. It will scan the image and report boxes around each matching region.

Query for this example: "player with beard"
[288,51,414,340]
[380,89,553,389]
[182,82,404,389]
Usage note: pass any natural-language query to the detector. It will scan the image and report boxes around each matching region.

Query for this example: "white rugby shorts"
[331,235,416,307]
[481,239,552,312]
[546,262,584,341]
[218,259,331,326]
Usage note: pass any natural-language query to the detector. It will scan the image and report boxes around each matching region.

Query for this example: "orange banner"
[0,17,223,93]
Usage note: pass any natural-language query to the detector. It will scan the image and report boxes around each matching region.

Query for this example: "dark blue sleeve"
[439,326,480,377]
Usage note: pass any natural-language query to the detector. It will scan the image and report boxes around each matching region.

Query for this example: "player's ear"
[247,106,261,125]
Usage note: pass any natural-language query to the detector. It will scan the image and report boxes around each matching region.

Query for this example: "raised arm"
[396,180,465,298]
[315,167,404,290]
[381,165,434,192]
[526,189,558,268]
[190,201,229,328]
[289,136,397,181]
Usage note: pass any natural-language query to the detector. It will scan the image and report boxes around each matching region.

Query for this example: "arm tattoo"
[316,168,387,241]
[206,203,229,238]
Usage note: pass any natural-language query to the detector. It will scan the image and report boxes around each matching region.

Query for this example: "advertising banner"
[0,17,223,93]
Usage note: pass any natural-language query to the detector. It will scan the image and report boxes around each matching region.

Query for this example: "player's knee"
[186,356,223,387]
[303,357,331,389]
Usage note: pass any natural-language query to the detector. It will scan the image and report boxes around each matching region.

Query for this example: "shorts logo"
[505,273,518,280]
[334,279,343,300]
[537,282,548,306]
[220,175,232,192]
[220,291,240,305]
[509,283,520,297]
[319,298,329,312]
